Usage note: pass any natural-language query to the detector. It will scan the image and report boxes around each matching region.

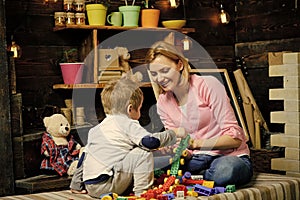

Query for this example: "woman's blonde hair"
[101,76,143,115]
[145,41,191,94]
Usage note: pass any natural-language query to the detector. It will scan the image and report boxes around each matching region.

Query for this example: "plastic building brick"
[225,184,236,193]
[175,190,185,199]
[173,185,187,196]
[202,180,214,188]
[214,187,226,194]
[163,176,176,191]
[170,160,181,176]
[194,184,215,196]
[162,193,175,200]
[181,171,203,185]
[186,190,198,197]
[157,194,169,200]
[116,197,137,200]
[169,135,191,176]
[190,175,203,180]
[154,168,165,178]
[182,178,204,185]
[140,189,157,200]
[100,192,118,200]
[183,171,192,179]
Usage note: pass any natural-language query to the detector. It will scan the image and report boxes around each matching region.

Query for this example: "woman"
[145,41,253,187]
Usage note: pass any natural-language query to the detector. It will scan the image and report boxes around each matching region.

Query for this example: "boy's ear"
[127,104,133,115]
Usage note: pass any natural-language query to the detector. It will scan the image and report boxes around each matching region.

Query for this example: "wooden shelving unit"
[53,25,195,84]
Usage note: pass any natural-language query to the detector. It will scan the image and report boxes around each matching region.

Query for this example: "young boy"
[70,76,187,198]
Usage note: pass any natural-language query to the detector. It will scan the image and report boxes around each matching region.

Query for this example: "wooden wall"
[3,0,237,185]
[2,0,300,196]
[235,0,300,132]
[4,0,300,191]
[5,0,235,129]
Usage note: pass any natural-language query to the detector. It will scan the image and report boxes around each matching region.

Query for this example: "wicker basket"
[250,148,285,174]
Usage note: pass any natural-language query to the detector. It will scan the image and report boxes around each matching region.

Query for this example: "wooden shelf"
[53,82,152,89]
[53,25,195,33]
[15,174,72,193]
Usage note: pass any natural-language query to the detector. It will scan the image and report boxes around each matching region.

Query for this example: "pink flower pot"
[60,63,84,84]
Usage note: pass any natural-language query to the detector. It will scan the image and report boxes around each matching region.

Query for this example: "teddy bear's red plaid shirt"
[40,132,80,176]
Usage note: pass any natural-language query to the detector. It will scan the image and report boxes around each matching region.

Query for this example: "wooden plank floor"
[0,190,94,200]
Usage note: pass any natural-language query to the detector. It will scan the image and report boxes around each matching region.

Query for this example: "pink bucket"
[60,63,84,84]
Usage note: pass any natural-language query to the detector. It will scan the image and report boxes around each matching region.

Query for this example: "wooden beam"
[0,0,14,196]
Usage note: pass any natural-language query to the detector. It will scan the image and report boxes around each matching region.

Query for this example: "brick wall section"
[269,52,300,177]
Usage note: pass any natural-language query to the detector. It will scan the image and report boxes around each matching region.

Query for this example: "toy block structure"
[269,52,300,177]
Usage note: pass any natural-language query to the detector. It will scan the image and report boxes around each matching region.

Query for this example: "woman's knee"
[205,156,252,186]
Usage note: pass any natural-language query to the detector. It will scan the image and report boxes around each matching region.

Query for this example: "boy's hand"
[174,127,188,138]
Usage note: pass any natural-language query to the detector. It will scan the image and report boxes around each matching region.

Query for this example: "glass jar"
[66,12,75,25]
[54,12,66,26]
[74,0,85,13]
[64,0,74,12]
[75,13,85,25]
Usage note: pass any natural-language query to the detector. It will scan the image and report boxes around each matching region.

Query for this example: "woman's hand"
[189,138,203,149]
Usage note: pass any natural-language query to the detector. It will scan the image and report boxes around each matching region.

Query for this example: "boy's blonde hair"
[101,76,143,115]
[145,41,191,94]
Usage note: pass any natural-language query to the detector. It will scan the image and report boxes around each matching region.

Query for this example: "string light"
[219,4,230,24]
[169,0,179,8]
[8,36,22,59]
[181,36,192,51]
[43,0,58,4]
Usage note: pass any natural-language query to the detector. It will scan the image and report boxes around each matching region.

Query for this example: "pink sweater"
[157,74,250,156]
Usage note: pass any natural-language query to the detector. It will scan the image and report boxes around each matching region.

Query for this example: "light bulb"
[169,0,179,8]
[219,4,230,24]
[181,36,192,51]
[10,41,22,58]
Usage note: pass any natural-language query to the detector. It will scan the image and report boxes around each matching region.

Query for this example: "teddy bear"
[40,113,81,176]
[114,46,143,81]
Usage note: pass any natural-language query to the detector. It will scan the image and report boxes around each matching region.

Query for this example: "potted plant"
[59,48,85,84]
[85,0,109,25]
[141,0,160,28]
[118,0,141,27]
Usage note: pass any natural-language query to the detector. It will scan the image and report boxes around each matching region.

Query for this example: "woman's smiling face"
[149,55,182,92]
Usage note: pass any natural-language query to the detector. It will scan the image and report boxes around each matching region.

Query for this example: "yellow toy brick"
[202,180,214,188]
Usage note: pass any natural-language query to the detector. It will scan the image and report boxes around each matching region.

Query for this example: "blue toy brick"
[183,171,191,179]
[214,187,226,194]
[163,193,175,200]
[194,184,215,196]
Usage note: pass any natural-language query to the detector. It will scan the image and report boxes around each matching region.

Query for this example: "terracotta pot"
[141,9,160,28]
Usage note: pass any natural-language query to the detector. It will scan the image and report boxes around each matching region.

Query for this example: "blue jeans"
[185,154,253,186]
[154,154,253,187]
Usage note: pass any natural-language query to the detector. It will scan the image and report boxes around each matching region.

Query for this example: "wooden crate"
[13,131,43,179]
